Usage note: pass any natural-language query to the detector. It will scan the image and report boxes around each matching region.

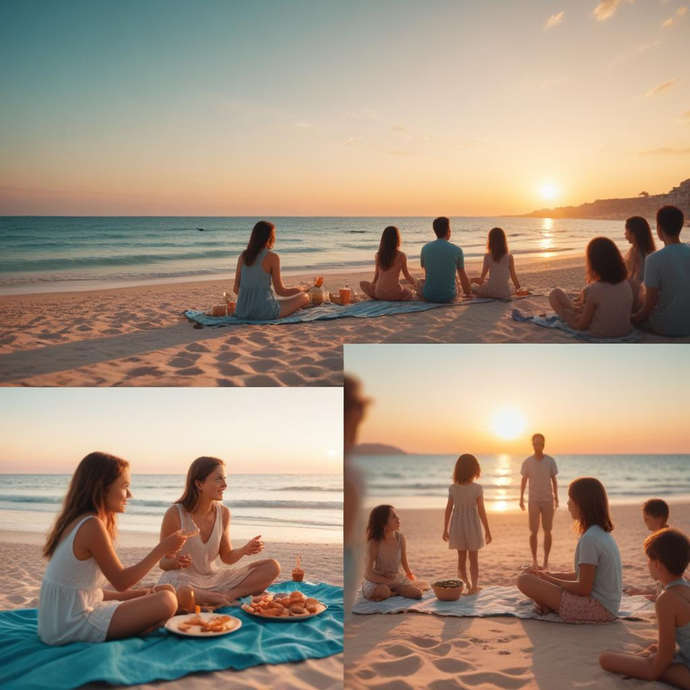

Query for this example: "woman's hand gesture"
[161,530,188,558]
[243,535,264,556]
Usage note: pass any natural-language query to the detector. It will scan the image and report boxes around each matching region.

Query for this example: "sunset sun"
[491,407,527,440]
[540,183,558,200]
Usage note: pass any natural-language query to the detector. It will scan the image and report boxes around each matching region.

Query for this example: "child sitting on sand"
[443,454,492,594]
[362,505,424,601]
[549,237,638,338]
[600,528,690,688]
[624,498,670,600]
[39,452,188,645]
[359,226,417,301]
[471,227,522,299]
[517,477,622,624]
[624,216,656,289]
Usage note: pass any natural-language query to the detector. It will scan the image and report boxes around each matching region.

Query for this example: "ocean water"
[353,454,690,512]
[0,474,342,544]
[0,216,632,294]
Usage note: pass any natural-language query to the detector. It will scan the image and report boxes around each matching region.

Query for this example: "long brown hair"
[487,227,508,262]
[625,216,655,255]
[586,237,628,285]
[43,452,129,559]
[243,221,275,267]
[568,477,614,535]
[175,456,226,512]
[376,226,401,271]
[453,454,481,483]
[366,504,394,543]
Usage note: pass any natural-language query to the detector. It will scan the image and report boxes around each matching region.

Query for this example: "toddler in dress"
[361,505,424,601]
[443,454,492,594]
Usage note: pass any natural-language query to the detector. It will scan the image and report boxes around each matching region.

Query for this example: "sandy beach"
[0,531,343,690]
[345,501,690,690]
[1,254,685,387]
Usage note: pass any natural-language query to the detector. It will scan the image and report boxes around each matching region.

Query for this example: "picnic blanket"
[511,309,642,343]
[352,585,654,623]
[0,581,343,690]
[184,297,497,327]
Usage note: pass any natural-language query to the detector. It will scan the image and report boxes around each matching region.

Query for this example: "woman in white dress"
[39,452,188,645]
[157,456,281,606]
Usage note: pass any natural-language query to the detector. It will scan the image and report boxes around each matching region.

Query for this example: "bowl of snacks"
[431,579,464,601]
[241,590,326,621]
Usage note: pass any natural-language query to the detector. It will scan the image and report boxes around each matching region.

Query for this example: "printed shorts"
[559,590,617,624]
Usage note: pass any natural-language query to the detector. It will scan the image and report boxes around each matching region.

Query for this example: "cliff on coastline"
[351,443,407,456]
[522,178,690,221]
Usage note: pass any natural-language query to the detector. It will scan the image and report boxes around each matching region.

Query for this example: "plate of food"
[241,590,327,621]
[165,607,242,637]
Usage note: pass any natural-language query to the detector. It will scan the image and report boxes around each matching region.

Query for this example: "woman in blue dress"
[233,221,309,320]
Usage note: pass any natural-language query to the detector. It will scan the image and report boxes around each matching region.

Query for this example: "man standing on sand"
[416,216,472,303]
[519,433,559,569]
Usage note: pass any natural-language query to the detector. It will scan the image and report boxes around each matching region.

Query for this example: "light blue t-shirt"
[574,525,622,615]
[420,238,464,303]
[643,243,690,337]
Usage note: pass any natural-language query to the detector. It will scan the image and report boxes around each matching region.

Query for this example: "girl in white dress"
[158,457,281,606]
[471,227,522,299]
[39,452,188,645]
[443,454,493,594]
[361,505,423,601]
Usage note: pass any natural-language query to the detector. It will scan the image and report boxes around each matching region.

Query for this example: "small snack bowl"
[431,579,464,601]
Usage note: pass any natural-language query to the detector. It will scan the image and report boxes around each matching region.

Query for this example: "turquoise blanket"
[185,297,495,327]
[0,582,342,690]
[511,309,642,343]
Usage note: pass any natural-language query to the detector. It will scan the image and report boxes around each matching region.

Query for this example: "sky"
[345,344,690,454]
[1,0,688,216]
[0,388,343,473]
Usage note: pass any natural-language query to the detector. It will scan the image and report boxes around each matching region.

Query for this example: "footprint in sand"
[459,671,530,689]
[175,366,204,377]
[431,657,473,674]
[168,354,201,368]
[384,644,414,658]
[371,654,423,677]
[244,375,278,387]
[186,343,210,353]
[217,363,246,377]
[248,360,279,374]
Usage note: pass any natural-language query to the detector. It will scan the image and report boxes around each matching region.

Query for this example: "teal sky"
[1,0,688,215]
[0,387,343,473]
[345,344,690,454]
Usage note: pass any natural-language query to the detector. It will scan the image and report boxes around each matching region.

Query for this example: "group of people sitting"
[362,482,690,688]
[231,207,689,338]
[38,453,280,645]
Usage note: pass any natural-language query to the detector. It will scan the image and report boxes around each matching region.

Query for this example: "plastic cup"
[292,571,304,582]
[339,288,351,305]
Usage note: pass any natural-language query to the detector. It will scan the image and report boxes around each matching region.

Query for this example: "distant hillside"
[521,178,690,221]
[351,443,407,456]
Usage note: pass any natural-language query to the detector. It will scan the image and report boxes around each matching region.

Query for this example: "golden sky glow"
[0,388,343,474]
[1,1,688,216]
[346,344,690,455]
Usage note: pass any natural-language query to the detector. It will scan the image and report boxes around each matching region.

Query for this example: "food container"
[431,579,464,601]
[308,285,327,306]
[292,555,304,582]
[212,304,226,316]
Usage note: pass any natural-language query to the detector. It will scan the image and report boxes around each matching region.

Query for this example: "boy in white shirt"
[520,433,559,568]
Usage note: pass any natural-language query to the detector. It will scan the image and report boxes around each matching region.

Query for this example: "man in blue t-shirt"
[416,217,472,303]
[632,205,690,337]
